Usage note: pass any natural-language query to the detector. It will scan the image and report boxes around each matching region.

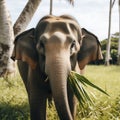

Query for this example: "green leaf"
[68,71,109,110]
[72,71,109,96]
[69,77,85,107]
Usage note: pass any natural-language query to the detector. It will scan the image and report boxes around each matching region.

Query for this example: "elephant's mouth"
[44,74,71,83]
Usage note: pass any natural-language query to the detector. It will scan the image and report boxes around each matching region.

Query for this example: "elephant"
[11,15,103,120]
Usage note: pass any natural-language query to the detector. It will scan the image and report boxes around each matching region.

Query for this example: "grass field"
[0,65,120,120]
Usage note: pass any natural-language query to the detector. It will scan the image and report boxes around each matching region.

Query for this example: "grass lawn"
[0,65,120,120]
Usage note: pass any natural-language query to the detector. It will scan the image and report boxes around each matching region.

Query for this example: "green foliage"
[0,75,30,120]
[100,39,107,50]
[100,36,118,64]
[111,49,118,64]
[0,103,29,120]
[101,37,118,50]
[0,65,120,120]
[76,65,120,120]
[101,49,118,64]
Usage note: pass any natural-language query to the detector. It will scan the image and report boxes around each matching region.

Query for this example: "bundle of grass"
[68,71,109,109]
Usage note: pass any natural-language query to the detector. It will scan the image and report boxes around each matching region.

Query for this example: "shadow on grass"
[1,95,120,120]
[0,102,30,120]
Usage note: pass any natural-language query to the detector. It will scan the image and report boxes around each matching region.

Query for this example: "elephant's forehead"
[45,17,71,23]
[42,19,78,36]
[44,17,78,27]
[45,21,70,34]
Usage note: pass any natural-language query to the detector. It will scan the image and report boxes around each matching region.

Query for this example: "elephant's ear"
[77,28,103,70]
[11,28,38,69]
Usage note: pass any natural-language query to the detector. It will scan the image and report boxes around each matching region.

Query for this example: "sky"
[6,0,119,41]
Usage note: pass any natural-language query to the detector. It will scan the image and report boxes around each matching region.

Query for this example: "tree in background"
[49,0,74,15]
[118,0,120,64]
[105,0,116,66]
[67,0,74,5]
[105,0,120,65]
[14,0,42,37]
[101,33,118,64]
[0,0,42,77]
[50,0,53,15]
[0,0,14,77]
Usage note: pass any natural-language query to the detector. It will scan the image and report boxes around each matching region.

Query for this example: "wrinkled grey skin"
[12,15,103,120]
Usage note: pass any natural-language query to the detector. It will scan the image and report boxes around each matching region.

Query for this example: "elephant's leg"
[29,92,47,120]
[67,83,77,120]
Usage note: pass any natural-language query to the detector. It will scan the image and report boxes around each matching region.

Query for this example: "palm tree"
[49,0,74,15]
[0,0,42,77]
[50,0,53,15]
[67,0,74,5]
[105,0,112,66]
[118,0,120,64]
[13,0,42,36]
[0,0,14,77]
[105,0,116,66]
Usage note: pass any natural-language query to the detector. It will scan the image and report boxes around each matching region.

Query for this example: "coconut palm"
[49,0,74,15]
[50,0,53,15]
[105,0,116,66]
[118,0,120,64]
[0,0,14,77]
[13,0,42,36]
[67,0,74,5]
[0,0,42,77]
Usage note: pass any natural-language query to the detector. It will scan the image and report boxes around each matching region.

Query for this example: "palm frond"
[68,71,109,109]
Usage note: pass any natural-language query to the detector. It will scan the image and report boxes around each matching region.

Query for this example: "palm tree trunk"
[50,0,53,15]
[117,0,120,65]
[67,0,74,5]
[0,0,42,77]
[105,0,112,66]
[13,0,42,36]
[0,0,14,77]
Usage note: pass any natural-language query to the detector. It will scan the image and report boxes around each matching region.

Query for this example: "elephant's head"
[11,15,103,120]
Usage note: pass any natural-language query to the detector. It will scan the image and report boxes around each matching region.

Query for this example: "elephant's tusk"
[44,77,49,82]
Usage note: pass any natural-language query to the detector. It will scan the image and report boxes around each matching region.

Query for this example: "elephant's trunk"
[45,53,73,120]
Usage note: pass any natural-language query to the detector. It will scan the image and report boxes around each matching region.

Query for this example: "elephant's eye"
[37,40,45,55]
[71,40,76,48]
[40,42,44,49]
[70,40,76,55]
